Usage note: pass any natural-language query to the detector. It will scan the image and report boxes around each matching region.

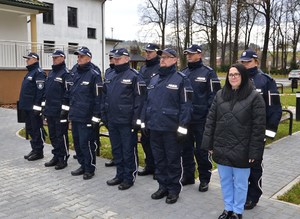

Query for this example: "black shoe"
[218,210,233,219]
[165,194,179,204]
[181,177,195,186]
[83,172,95,180]
[244,200,257,210]
[44,157,58,167]
[105,160,115,167]
[27,153,44,161]
[55,160,67,170]
[24,151,34,159]
[199,182,209,192]
[106,177,122,186]
[138,168,154,176]
[71,167,84,176]
[230,213,242,219]
[151,189,168,200]
[118,182,133,190]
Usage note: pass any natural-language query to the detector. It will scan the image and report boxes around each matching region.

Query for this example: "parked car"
[288,69,300,80]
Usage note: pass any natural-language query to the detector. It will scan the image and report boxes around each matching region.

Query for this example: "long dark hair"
[222,63,253,101]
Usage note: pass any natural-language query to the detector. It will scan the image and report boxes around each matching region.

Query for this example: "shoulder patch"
[92,69,100,75]
[177,71,187,78]
[130,68,140,75]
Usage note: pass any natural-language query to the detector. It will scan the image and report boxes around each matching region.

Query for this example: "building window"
[68,42,78,54]
[44,40,55,53]
[68,7,77,27]
[43,2,54,24]
[87,28,96,39]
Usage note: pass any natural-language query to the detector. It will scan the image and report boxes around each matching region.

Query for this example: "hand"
[60,110,68,121]
[132,120,140,131]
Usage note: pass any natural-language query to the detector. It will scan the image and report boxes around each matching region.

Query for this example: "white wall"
[0,11,28,41]
[35,0,104,69]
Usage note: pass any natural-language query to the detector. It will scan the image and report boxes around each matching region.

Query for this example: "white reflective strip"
[63,134,69,156]
[41,101,46,107]
[136,119,141,125]
[179,156,183,191]
[265,129,276,138]
[62,105,70,111]
[177,126,187,135]
[141,123,145,128]
[91,116,100,123]
[296,93,300,98]
[33,105,42,111]
[60,119,67,123]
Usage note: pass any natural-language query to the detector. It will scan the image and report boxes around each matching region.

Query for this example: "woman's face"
[228,67,241,89]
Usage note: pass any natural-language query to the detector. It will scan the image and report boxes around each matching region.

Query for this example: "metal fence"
[0,40,78,69]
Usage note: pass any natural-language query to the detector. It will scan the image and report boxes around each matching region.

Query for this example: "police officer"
[181,45,221,192]
[104,49,116,167]
[68,47,102,180]
[239,49,282,209]
[137,43,160,177]
[103,48,144,190]
[20,52,46,161]
[141,48,193,204]
[43,50,71,170]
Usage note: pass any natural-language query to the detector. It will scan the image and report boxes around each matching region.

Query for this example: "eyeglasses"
[160,56,175,60]
[228,73,241,78]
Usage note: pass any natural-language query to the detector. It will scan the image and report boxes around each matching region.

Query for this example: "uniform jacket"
[19,62,46,111]
[248,67,282,133]
[44,62,72,117]
[139,56,160,85]
[202,89,266,168]
[142,64,193,132]
[68,62,102,123]
[182,60,221,124]
[102,62,144,125]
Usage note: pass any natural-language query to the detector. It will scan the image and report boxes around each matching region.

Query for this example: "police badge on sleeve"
[36,80,45,90]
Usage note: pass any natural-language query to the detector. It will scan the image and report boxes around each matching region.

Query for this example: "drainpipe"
[30,14,37,53]
[101,0,107,77]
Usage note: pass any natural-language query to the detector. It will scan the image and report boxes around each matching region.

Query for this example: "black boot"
[218,210,233,219]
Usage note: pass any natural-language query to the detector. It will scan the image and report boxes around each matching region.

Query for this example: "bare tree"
[139,0,170,48]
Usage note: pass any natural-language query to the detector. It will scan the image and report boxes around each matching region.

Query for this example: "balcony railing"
[0,40,78,70]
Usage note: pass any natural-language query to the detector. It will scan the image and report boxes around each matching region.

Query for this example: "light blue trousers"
[218,164,250,214]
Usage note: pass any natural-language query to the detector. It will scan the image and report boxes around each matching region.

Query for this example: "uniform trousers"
[182,123,212,182]
[247,160,263,203]
[218,164,250,214]
[108,123,138,184]
[47,116,69,161]
[72,121,96,173]
[140,131,155,171]
[24,110,44,153]
[150,130,183,195]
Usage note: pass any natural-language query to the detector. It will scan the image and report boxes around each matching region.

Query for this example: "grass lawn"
[277,181,300,205]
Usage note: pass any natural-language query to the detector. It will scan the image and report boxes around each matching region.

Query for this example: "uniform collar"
[26,62,39,71]
[114,62,130,73]
[158,64,176,76]
[187,59,203,70]
[146,56,160,67]
[52,61,66,71]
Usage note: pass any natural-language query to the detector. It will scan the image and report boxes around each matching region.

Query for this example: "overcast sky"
[105,0,141,41]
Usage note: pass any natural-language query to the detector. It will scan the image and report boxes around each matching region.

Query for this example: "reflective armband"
[33,105,42,111]
[177,126,187,135]
[62,105,70,111]
[265,129,276,138]
[60,119,67,123]
[41,101,46,107]
[91,116,101,123]
[141,123,145,129]
[136,119,142,125]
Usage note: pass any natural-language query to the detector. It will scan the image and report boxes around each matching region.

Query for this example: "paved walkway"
[0,108,299,219]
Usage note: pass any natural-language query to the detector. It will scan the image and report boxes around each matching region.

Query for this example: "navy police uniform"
[102,51,144,187]
[181,59,221,188]
[247,66,282,204]
[138,44,160,174]
[19,54,46,159]
[43,51,72,167]
[69,61,102,175]
[142,63,193,197]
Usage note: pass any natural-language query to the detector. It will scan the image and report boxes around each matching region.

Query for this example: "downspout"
[101,0,107,77]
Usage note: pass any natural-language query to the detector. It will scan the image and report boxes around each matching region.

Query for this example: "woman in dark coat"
[201,63,266,219]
